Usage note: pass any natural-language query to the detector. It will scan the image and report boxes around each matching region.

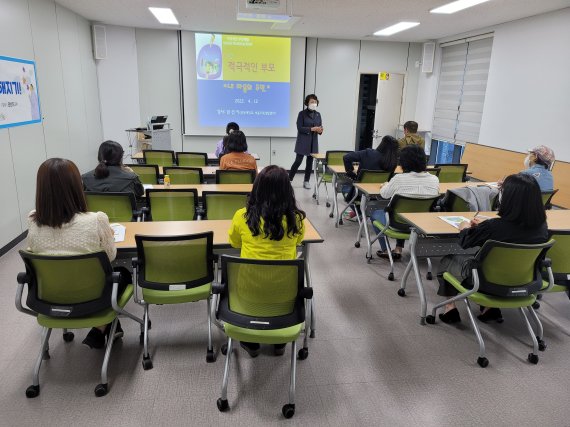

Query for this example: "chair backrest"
[434,164,467,183]
[163,167,203,184]
[19,250,114,317]
[546,231,570,283]
[135,233,214,290]
[126,164,159,185]
[443,190,471,212]
[202,191,249,220]
[217,255,305,329]
[177,152,208,167]
[326,151,353,166]
[386,194,440,232]
[143,150,176,167]
[541,189,558,209]
[146,189,198,221]
[85,192,138,222]
[216,169,256,184]
[426,167,441,177]
[474,240,554,296]
[357,169,392,184]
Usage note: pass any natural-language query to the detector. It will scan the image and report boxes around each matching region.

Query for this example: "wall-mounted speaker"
[92,24,107,60]
[421,42,436,73]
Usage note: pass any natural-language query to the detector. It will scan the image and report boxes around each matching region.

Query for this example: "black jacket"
[294,109,322,156]
[343,149,395,179]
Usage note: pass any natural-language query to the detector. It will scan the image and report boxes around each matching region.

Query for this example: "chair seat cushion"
[37,284,134,329]
[224,322,303,344]
[372,221,410,240]
[142,283,211,304]
[443,272,536,308]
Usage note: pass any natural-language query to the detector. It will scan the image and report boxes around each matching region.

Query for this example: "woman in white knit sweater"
[27,158,127,349]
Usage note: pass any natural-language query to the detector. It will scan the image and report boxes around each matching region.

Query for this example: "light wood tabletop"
[354,182,497,197]
[400,210,570,236]
[157,166,262,176]
[132,152,260,161]
[311,153,326,160]
[115,218,324,250]
[142,184,253,197]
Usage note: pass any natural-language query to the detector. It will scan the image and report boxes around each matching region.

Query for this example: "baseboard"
[0,230,27,258]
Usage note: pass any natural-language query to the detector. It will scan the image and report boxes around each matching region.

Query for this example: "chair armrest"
[132,257,140,269]
[17,272,29,285]
[211,282,225,294]
[540,258,552,269]
[299,287,313,300]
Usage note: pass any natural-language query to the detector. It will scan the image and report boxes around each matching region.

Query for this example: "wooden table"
[398,210,570,324]
[115,218,324,337]
[142,184,253,197]
[158,166,262,178]
[132,152,260,164]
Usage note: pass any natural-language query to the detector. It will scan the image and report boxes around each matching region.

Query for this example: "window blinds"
[432,36,493,144]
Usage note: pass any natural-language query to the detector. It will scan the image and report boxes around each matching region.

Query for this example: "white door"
[374,73,404,138]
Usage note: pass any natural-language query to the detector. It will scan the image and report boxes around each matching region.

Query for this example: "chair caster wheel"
[426,272,433,280]
[532,301,540,310]
[538,338,547,351]
[206,349,216,363]
[329,212,334,218]
[282,403,295,419]
[326,202,331,208]
[354,242,360,248]
[217,398,229,412]
[42,350,50,360]
[297,348,309,360]
[426,315,436,324]
[339,219,343,225]
[26,385,40,398]
[477,357,489,368]
[397,288,406,297]
[388,273,394,281]
[536,294,543,300]
[63,332,74,342]
[142,355,153,370]
[94,383,108,397]
[528,353,539,364]
[312,194,316,199]
[221,344,228,356]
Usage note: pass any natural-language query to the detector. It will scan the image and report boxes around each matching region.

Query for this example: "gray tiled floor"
[2,177,570,426]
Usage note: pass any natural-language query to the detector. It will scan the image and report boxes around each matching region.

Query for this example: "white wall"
[0,0,102,248]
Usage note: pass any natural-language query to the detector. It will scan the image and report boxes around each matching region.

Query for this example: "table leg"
[302,244,316,338]
[331,172,339,226]
[312,159,320,204]
[360,193,373,260]
[409,229,428,325]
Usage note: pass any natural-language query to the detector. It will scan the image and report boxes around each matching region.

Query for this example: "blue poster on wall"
[0,55,41,129]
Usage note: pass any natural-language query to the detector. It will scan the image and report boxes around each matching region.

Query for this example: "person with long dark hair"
[82,140,143,196]
[27,158,129,349]
[436,173,548,324]
[288,94,323,189]
[229,165,306,356]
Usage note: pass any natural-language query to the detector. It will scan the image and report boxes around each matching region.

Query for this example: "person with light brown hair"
[27,158,128,349]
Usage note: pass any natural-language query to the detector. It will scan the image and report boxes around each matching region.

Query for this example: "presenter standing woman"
[288,94,323,189]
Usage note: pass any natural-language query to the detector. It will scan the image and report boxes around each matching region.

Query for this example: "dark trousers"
[436,254,475,297]
[289,154,313,182]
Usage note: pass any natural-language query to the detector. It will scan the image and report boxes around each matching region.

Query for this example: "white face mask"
[524,155,531,169]
[308,102,317,111]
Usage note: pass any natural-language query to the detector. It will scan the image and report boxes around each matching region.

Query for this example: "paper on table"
[143,184,153,191]
[110,223,126,242]
[438,216,471,229]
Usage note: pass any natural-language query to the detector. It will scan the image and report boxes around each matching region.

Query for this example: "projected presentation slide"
[195,33,291,128]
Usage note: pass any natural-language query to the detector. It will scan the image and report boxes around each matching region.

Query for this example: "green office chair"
[177,152,208,167]
[16,251,143,397]
[426,167,441,177]
[215,169,256,184]
[340,170,393,226]
[145,188,198,221]
[440,190,471,212]
[143,150,176,167]
[541,189,558,210]
[371,194,440,281]
[163,167,203,184]
[85,192,141,222]
[434,164,468,183]
[213,255,312,418]
[134,232,215,369]
[319,151,353,208]
[126,164,159,185]
[426,240,554,367]
[202,191,249,220]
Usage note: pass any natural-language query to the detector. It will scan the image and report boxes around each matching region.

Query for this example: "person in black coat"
[288,94,323,189]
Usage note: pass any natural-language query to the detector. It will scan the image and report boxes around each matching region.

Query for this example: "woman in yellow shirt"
[229,165,306,356]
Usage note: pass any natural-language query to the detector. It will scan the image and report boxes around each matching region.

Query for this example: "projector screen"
[181,31,306,137]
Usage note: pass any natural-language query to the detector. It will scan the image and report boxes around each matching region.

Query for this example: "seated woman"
[27,158,131,349]
[342,135,399,219]
[228,165,306,357]
[219,130,257,171]
[215,122,239,158]
[82,140,143,197]
[436,173,548,324]
[371,144,439,259]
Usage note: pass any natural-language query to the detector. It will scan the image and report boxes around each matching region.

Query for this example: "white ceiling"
[56,0,570,42]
